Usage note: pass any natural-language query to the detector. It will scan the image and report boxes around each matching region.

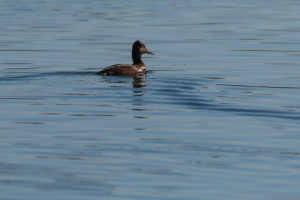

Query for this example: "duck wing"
[96,64,133,76]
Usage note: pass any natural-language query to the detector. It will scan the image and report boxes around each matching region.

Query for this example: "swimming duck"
[96,40,153,77]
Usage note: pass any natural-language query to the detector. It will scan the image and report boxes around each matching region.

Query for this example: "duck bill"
[146,49,154,55]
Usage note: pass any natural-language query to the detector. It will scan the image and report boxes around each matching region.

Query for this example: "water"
[1,0,300,199]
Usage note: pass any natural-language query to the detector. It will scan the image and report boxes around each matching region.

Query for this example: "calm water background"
[1,0,300,199]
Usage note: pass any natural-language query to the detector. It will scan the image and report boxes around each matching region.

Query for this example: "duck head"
[132,40,153,64]
[133,40,153,55]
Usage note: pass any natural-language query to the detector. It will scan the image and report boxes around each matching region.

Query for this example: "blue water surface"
[1,0,300,199]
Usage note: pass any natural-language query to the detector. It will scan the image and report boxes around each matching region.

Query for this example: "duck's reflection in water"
[132,78,146,106]
[100,75,146,88]
[132,77,146,88]
[131,78,149,131]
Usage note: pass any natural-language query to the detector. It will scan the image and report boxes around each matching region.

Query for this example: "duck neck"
[132,50,142,65]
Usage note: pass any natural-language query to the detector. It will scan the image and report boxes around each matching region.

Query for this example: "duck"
[96,40,153,77]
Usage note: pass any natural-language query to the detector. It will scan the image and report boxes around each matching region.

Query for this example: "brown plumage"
[96,40,153,77]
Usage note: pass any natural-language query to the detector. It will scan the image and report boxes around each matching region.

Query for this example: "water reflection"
[100,75,146,88]
[132,77,146,88]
